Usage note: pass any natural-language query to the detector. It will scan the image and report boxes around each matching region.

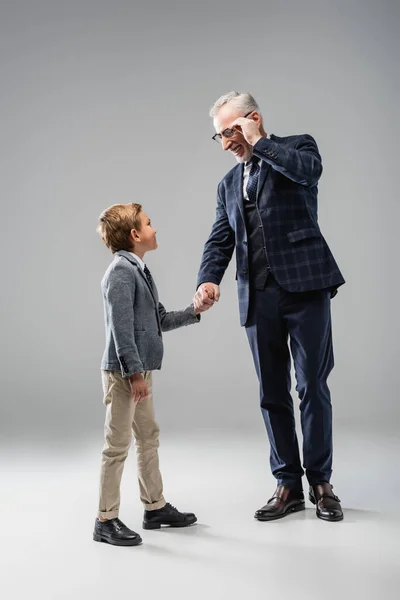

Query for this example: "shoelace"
[113,518,124,530]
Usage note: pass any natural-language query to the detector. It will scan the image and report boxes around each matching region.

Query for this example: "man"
[194,92,345,522]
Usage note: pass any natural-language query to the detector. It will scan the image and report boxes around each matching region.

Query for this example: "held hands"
[129,372,149,403]
[193,282,220,315]
[231,116,263,146]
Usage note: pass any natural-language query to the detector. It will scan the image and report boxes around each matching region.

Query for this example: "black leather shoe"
[255,485,305,521]
[93,518,142,546]
[143,502,197,529]
[309,483,343,522]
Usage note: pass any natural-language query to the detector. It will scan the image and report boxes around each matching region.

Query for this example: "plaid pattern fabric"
[197,133,345,326]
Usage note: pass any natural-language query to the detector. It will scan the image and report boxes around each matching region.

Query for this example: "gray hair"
[209,91,261,118]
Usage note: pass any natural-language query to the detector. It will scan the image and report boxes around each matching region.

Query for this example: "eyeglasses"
[211,111,253,143]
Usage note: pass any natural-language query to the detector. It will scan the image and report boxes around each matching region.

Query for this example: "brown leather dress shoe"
[255,485,305,521]
[309,483,343,522]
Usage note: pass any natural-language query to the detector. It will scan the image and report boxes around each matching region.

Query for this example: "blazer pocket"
[287,227,321,243]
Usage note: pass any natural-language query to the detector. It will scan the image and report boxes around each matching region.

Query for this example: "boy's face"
[131,211,158,255]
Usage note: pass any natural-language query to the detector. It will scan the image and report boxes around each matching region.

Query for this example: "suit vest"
[243,196,270,290]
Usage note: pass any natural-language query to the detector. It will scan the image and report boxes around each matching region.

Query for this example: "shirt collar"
[129,252,145,271]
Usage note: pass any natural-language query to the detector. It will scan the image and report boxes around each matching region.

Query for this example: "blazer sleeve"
[157,302,200,332]
[104,263,144,377]
[253,134,322,187]
[196,183,236,288]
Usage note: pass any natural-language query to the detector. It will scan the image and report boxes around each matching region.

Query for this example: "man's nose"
[222,136,232,151]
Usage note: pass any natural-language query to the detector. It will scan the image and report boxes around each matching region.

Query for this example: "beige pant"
[98,370,165,519]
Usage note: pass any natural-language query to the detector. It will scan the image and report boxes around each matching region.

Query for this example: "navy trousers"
[245,275,334,490]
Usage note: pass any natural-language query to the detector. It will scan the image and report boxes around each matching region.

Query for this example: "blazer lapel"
[233,163,245,222]
[137,266,158,305]
[232,159,270,213]
[257,134,279,199]
[116,251,158,305]
[257,160,271,199]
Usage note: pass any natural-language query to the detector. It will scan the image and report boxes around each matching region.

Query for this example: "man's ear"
[251,111,262,125]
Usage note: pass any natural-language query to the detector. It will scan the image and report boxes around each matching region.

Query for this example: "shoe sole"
[93,533,143,546]
[315,513,344,522]
[309,494,344,522]
[142,517,197,530]
[254,502,305,522]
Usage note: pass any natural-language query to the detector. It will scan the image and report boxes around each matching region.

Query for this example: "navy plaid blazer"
[197,134,345,326]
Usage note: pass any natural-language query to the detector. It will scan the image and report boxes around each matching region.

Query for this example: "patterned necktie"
[246,156,260,203]
[144,265,153,287]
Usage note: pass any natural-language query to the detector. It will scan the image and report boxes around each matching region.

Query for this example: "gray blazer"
[100,250,199,376]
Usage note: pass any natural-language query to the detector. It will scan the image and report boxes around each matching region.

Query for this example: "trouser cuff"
[277,478,303,492]
[98,509,119,520]
[144,497,166,511]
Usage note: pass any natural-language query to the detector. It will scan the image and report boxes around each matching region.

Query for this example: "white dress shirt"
[129,252,146,271]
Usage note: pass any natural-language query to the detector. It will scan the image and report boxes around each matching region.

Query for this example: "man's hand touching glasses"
[230,115,263,146]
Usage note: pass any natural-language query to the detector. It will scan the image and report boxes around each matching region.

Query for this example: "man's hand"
[231,116,263,146]
[129,372,148,403]
[193,283,220,314]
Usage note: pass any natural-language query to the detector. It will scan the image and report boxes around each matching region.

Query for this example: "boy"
[94,203,209,547]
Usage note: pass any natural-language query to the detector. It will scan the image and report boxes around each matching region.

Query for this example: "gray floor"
[3,428,400,600]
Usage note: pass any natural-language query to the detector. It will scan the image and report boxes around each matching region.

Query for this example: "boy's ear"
[131,228,141,242]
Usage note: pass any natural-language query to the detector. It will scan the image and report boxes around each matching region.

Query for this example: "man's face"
[213,103,253,163]
[135,211,158,252]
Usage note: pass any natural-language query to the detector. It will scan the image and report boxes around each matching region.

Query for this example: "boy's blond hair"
[97,203,142,254]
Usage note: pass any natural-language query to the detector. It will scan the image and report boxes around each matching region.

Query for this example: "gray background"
[1,0,399,443]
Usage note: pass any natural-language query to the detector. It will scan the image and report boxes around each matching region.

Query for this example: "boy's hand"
[129,373,149,402]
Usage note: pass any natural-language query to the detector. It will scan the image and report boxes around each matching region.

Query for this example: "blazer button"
[243,268,248,275]
[243,241,248,245]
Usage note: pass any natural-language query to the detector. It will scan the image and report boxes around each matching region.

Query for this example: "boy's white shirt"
[129,252,145,271]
